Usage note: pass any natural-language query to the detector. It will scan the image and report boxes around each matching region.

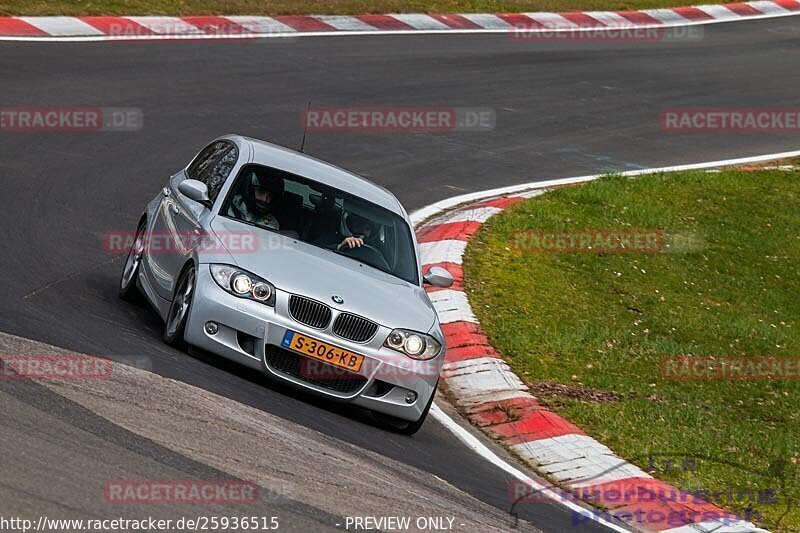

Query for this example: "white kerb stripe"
[390,14,451,30]
[128,17,203,34]
[540,457,631,482]
[429,405,631,533]
[226,16,296,34]
[518,190,546,199]
[442,356,501,373]
[438,206,501,224]
[559,460,653,486]
[459,14,512,29]
[19,16,105,36]
[511,434,613,465]
[661,520,769,533]
[511,437,651,485]
[419,239,467,265]
[444,363,527,398]
[583,11,635,27]
[427,289,477,323]
[747,0,791,14]
[442,357,512,378]
[313,15,376,30]
[452,389,532,408]
[524,12,581,29]
[640,8,691,24]
[694,4,742,19]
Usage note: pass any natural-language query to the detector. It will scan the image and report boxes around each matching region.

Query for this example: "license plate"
[281,330,365,373]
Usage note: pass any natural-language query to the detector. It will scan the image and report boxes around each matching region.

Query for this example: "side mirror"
[423,266,454,288]
[178,179,210,205]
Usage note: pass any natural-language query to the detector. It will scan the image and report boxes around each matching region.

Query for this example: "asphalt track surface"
[0,16,798,532]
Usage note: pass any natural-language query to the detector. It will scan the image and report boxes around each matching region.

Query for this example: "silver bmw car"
[119,135,453,434]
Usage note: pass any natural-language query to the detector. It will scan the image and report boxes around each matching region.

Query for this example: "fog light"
[204,321,219,335]
[405,391,418,404]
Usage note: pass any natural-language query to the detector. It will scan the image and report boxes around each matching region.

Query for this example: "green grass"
[0,0,729,17]
[464,169,800,531]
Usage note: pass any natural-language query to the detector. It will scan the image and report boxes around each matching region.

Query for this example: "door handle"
[170,204,180,215]
[162,187,171,197]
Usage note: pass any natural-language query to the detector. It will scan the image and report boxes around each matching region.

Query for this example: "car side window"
[187,141,238,202]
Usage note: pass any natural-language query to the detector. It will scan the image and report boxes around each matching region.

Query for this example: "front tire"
[374,380,438,436]
[119,220,146,302]
[163,265,195,348]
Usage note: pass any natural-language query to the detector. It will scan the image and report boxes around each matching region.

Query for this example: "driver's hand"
[338,237,364,250]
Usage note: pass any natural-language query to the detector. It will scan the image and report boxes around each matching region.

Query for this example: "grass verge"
[1,0,728,17]
[464,168,800,531]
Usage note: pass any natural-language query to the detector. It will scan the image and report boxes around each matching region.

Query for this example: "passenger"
[229,171,284,230]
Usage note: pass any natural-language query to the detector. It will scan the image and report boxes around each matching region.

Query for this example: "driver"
[337,212,378,250]
[230,171,284,230]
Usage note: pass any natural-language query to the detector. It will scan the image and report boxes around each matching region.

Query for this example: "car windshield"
[221,164,418,285]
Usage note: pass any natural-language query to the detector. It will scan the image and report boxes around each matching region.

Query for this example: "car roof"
[224,135,405,217]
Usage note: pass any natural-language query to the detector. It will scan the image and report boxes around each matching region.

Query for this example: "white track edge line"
[430,404,632,532]
[0,9,798,41]
[411,148,800,224]
[424,148,800,532]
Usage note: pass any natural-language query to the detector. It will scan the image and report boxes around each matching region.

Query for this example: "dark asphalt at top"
[0,17,798,531]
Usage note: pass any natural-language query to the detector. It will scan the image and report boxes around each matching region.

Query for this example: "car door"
[145,141,238,301]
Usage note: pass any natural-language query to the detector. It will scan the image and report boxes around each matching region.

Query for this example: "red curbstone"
[671,6,716,19]
[772,0,800,10]
[0,17,47,36]
[724,2,766,16]
[464,396,541,417]
[274,15,336,31]
[477,196,526,209]
[578,477,737,531]
[445,343,499,362]
[180,16,253,35]
[355,14,414,29]
[617,10,665,25]
[417,221,482,243]
[80,16,154,36]
[561,12,608,26]
[486,408,586,443]
[441,321,490,348]
[496,13,546,28]
[428,14,483,29]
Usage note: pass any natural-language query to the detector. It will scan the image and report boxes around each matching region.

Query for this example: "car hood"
[208,216,436,332]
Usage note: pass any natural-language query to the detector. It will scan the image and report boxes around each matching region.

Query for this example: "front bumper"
[184,265,443,421]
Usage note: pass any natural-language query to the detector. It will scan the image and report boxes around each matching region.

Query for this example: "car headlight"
[384,329,442,360]
[209,264,275,306]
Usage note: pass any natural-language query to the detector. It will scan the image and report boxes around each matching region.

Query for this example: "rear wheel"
[374,380,438,436]
[164,265,195,348]
[119,220,146,301]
